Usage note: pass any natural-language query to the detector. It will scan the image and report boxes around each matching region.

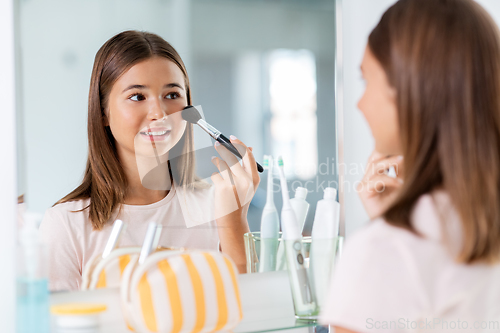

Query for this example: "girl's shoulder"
[42,198,92,231]
[51,198,91,211]
[353,191,454,245]
[48,198,91,217]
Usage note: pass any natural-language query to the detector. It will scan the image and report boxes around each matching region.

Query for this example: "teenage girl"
[322,0,500,332]
[39,30,260,291]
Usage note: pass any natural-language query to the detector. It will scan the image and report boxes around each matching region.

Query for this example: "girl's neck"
[119,148,172,205]
[124,187,170,205]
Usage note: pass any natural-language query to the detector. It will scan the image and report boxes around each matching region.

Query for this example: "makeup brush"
[182,105,264,173]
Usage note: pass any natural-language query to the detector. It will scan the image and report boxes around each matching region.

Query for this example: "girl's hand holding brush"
[210,136,260,273]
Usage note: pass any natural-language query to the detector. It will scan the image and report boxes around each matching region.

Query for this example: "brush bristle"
[182,106,202,124]
[277,155,284,167]
[263,155,269,168]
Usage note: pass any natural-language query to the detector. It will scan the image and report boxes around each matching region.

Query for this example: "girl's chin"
[134,143,172,158]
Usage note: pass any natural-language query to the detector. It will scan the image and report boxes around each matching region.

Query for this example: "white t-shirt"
[320,191,500,333]
[39,185,219,292]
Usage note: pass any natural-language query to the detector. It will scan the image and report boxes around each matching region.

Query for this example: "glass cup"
[244,232,344,319]
[243,232,312,273]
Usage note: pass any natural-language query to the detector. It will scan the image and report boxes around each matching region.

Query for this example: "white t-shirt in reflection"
[39,185,219,292]
[320,191,500,333]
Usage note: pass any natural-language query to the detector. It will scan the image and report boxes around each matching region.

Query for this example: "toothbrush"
[277,156,318,317]
[259,155,280,272]
[138,222,163,265]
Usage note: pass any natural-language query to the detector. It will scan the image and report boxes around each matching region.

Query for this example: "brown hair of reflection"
[370,0,500,263]
[56,30,197,230]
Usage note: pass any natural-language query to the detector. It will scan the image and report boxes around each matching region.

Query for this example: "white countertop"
[50,271,324,333]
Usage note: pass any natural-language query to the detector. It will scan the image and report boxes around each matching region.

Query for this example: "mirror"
[16,0,337,263]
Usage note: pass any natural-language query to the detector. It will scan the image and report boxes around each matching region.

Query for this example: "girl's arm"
[39,208,82,291]
[210,136,260,273]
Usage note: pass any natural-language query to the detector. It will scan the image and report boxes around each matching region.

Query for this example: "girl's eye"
[129,93,145,102]
[165,92,180,100]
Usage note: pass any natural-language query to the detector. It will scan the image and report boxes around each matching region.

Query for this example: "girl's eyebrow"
[122,83,184,93]
[122,84,146,93]
[164,83,184,90]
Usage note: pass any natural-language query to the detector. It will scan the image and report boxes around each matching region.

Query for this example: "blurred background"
[16,0,337,234]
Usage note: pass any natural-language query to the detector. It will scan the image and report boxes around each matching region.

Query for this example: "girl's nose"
[148,99,167,120]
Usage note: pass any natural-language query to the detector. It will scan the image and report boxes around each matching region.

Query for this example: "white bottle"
[259,155,280,272]
[290,187,310,233]
[309,187,340,308]
[17,213,50,333]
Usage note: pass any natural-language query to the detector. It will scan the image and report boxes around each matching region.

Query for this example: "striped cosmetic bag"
[81,247,141,290]
[81,220,142,290]
[121,250,243,333]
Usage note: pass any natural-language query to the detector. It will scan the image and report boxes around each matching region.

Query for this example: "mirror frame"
[1,0,18,329]
[3,1,346,328]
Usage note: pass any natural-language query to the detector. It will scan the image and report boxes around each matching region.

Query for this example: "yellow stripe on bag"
[203,253,228,331]
[119,255,131,277]
[182,254,206,333]
[126,319,135,332]
[158,260,183,333]
[138,274,158,332]
[96,270,107,288]
[223,257,243,320]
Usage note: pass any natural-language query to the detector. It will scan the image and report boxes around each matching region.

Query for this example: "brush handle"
[217,134,264,173]
[102,219,125,259]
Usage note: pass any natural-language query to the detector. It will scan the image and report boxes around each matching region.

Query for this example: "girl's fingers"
[229,136,259,185]
[212,156,242,208]
[211,156,233,183]
[373,156,404,175]
[214,142,247,179]
[364,174,402,192]
[211,156,223,180]
[210,171,224,186]
[368,150,386,163]
[229,135,247,157]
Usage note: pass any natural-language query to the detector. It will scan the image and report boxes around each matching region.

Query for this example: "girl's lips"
[140,128,171,142]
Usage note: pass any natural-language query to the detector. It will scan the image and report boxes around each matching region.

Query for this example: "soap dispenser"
[16,213,50,333]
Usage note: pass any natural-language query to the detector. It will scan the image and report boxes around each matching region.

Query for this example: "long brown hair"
[370,0,500,264]
[57,30,197,230]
